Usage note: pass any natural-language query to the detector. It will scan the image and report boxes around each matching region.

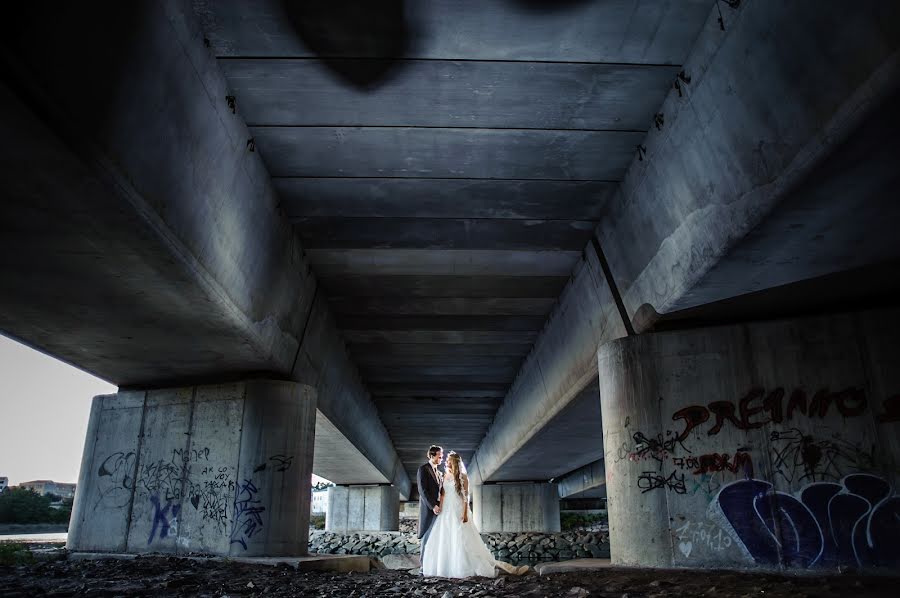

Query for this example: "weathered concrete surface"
[222,59,680,130]
[0,2,308,384]
[488,384,605,483]
[469,248,627,485]
[598,308,900,572]
[598,0,900,323]
[195,0,714,480]
[313,413,389,487]
[4,3,898,557]
[0,1,409,497]
[470,0,900,490]
[294,294,409,497]
[472,483,560,533]
[199,0,714,63]
[326,486,400,532]
[68,380,316,557]
[557,460,606,499]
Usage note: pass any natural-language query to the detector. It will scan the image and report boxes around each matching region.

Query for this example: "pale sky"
[0,334,116,485]
[0,334,330,487]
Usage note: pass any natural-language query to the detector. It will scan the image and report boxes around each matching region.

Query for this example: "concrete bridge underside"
[1,0,900,569]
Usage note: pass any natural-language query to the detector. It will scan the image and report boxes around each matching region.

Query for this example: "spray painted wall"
[67,380,316,557]
[598,308,900,572]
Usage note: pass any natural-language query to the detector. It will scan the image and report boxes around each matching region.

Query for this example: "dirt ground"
[1,553,898,598]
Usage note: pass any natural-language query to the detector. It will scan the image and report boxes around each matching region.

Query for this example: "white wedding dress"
[421,474,497,578]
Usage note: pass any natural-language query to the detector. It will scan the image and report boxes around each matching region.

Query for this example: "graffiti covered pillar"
[597,333,675,567]
[598,307,900,573]
[67,380,316,557]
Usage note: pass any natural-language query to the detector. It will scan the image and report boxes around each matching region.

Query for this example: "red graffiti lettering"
[672,405,710,442]
[670,387,877,438]
[707,401,742,436]
[692,452,754,477]
[808,389,833,418]
[786,389,807,419]
[739,388,771,429]
[835,387,867,417]
[762,388,784,423]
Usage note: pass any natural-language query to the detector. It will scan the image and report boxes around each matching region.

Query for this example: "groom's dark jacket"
[417,462,443,539]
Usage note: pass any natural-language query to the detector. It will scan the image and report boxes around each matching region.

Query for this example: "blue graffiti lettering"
[713,474,900,569]
[147,495,181,545]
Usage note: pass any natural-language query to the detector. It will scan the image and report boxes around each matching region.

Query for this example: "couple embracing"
[417,445,526,578]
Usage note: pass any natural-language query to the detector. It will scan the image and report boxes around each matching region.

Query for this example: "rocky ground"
[1,551,898,597]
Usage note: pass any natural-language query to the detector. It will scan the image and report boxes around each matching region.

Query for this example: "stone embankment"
[308,528,609,561]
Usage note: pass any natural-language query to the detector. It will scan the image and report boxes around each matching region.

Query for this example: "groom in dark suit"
[417,445,444,554]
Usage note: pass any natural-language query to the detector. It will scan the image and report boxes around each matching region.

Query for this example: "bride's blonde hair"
[447,451,466,499]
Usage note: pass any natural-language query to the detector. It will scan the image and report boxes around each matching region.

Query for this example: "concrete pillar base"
[67,379,316,557]
[326,485,400,531]
[472,482,560,533]
[598,308,900,572]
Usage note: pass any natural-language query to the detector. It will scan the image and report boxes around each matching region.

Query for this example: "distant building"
[18,480,76,499]
[311,488,328,514]
[0,477,8,493]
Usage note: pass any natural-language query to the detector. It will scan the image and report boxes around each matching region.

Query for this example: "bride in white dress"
[422,452,525,578]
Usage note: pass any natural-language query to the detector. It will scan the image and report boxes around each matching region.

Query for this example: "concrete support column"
[472,482,560,533]
[67,380,316,557]
[326,485,400,531]
[598,308,900,572]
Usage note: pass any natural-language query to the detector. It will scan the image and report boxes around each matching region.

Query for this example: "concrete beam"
[356,355,524,368]
[470,0,900,486]
[221,59,678,130]
[253,126,644,180]
[308,250,582,278]
[469,250,627,484]
[352,343,534,359]
[341,315,548,332]
[343,330,538,345]
[277,180,613,221]
[488,384,605,483]
[319,275,568,299]
[291,291,410,498]
[291,218,597,251]
[556,460,606,499]
[333,298,557,317]
[199,0,713,64]
[597,0,900,326]
[0,1,409,498]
